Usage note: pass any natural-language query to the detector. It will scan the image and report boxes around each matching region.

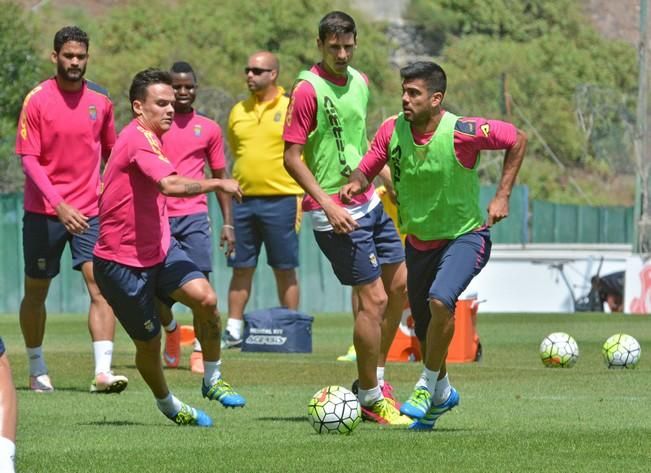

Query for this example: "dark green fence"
[0,189,633,314]
[531,200,634,244]
[480,185,529,244]
[0,193,353,315]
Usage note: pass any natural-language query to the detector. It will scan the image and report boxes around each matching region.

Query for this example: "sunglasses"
[244,67,272,75]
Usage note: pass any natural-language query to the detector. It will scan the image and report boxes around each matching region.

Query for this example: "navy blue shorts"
[314,204,405,286]
[23,211,99,278]
[406,228,491,341]
[0,337,4,356]
[227,195,301,270]
[93,240,205,341]
[170,212,213,273]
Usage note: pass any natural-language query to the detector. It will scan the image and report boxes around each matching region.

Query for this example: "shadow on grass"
[113,363,194,373]
[257,416,307,422]
[402,427,482,434]
[16,386,89,393]
[79,420,147,426]
[111,363,137,370]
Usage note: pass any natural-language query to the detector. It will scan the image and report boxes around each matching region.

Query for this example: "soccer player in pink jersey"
[341,61,528,430]
[93,69,245,427]
[14,26,127,394]
[283,11,410,425]
[158,61,233,374]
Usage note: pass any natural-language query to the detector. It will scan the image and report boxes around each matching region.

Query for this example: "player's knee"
[186,284,218,317]
[429,297,455,321]
[197,290,218,312]
[388,277,407,300]
[135,335,161,355]
[23,278,50,303]
[274,268,297,284]
[368,289,388,313]
[233,267,255,280]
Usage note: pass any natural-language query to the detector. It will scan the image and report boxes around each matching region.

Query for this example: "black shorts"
[406,228,491,340]
[93,240,205,341]
[23,211,99,278]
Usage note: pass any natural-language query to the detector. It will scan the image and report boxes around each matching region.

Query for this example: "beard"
[57,62,86,82]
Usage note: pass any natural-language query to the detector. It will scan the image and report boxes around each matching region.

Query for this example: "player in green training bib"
[283,11,411,426]
[341,61,528,430]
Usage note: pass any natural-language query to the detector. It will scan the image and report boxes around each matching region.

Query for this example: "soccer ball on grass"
[307,385,361,434]
[602,333,641,369]
[539,332,579,368]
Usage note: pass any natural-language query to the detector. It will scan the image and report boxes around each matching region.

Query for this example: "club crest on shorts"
[144,320,155,333]
[194,124,202,137]
[369,252,378,268]
[88,105,97,121]
[37,258,47,271]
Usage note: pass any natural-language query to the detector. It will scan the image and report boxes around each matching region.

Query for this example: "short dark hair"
[318,11,356,42]
[170,61,197,81]
[129,68,173,105]
[400,61,447,95]
[53,26,89,53]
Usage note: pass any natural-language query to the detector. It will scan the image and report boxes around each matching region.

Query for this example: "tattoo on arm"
[184,182,202,195]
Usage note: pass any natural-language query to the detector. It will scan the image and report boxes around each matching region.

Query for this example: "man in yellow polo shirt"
[223,51,303,347]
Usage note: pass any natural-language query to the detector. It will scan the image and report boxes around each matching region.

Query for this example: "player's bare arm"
[377,165,396,204]
[284,141,359,234]
[487,128,528,226]
[159,174,243,202]
[55,201,90,234]
[339,168,369,204]
[212,167,236,256]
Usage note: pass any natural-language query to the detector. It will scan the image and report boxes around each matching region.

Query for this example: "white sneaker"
[90,372,128,394]
[220,331,242,349]
[0,455,15,473]
[30,373,54,393]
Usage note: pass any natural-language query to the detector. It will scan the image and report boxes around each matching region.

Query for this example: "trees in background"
[0,1,46,193]
[406,0,638,204]
[90,0,400,129]
[0,0,639,205]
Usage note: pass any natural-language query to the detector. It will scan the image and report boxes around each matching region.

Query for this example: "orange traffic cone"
[179,325,196,346]
[447,297,481,363]
[387,306,422,362]
[387,297,482,363]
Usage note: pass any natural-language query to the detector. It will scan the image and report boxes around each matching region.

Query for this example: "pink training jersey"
[283,64,375,211]
[15,78,116,217]
[358,113,518,249]
[94,120,176,268]
[161,110,225,217]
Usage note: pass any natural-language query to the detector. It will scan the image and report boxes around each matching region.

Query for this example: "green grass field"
[1,311,650,473]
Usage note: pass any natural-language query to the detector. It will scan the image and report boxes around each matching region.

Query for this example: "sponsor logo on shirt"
[323,95,352,177]
[388,144,403,226]
[89,105,97,121]
[454,119,476,136]
[194,124,202,137]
